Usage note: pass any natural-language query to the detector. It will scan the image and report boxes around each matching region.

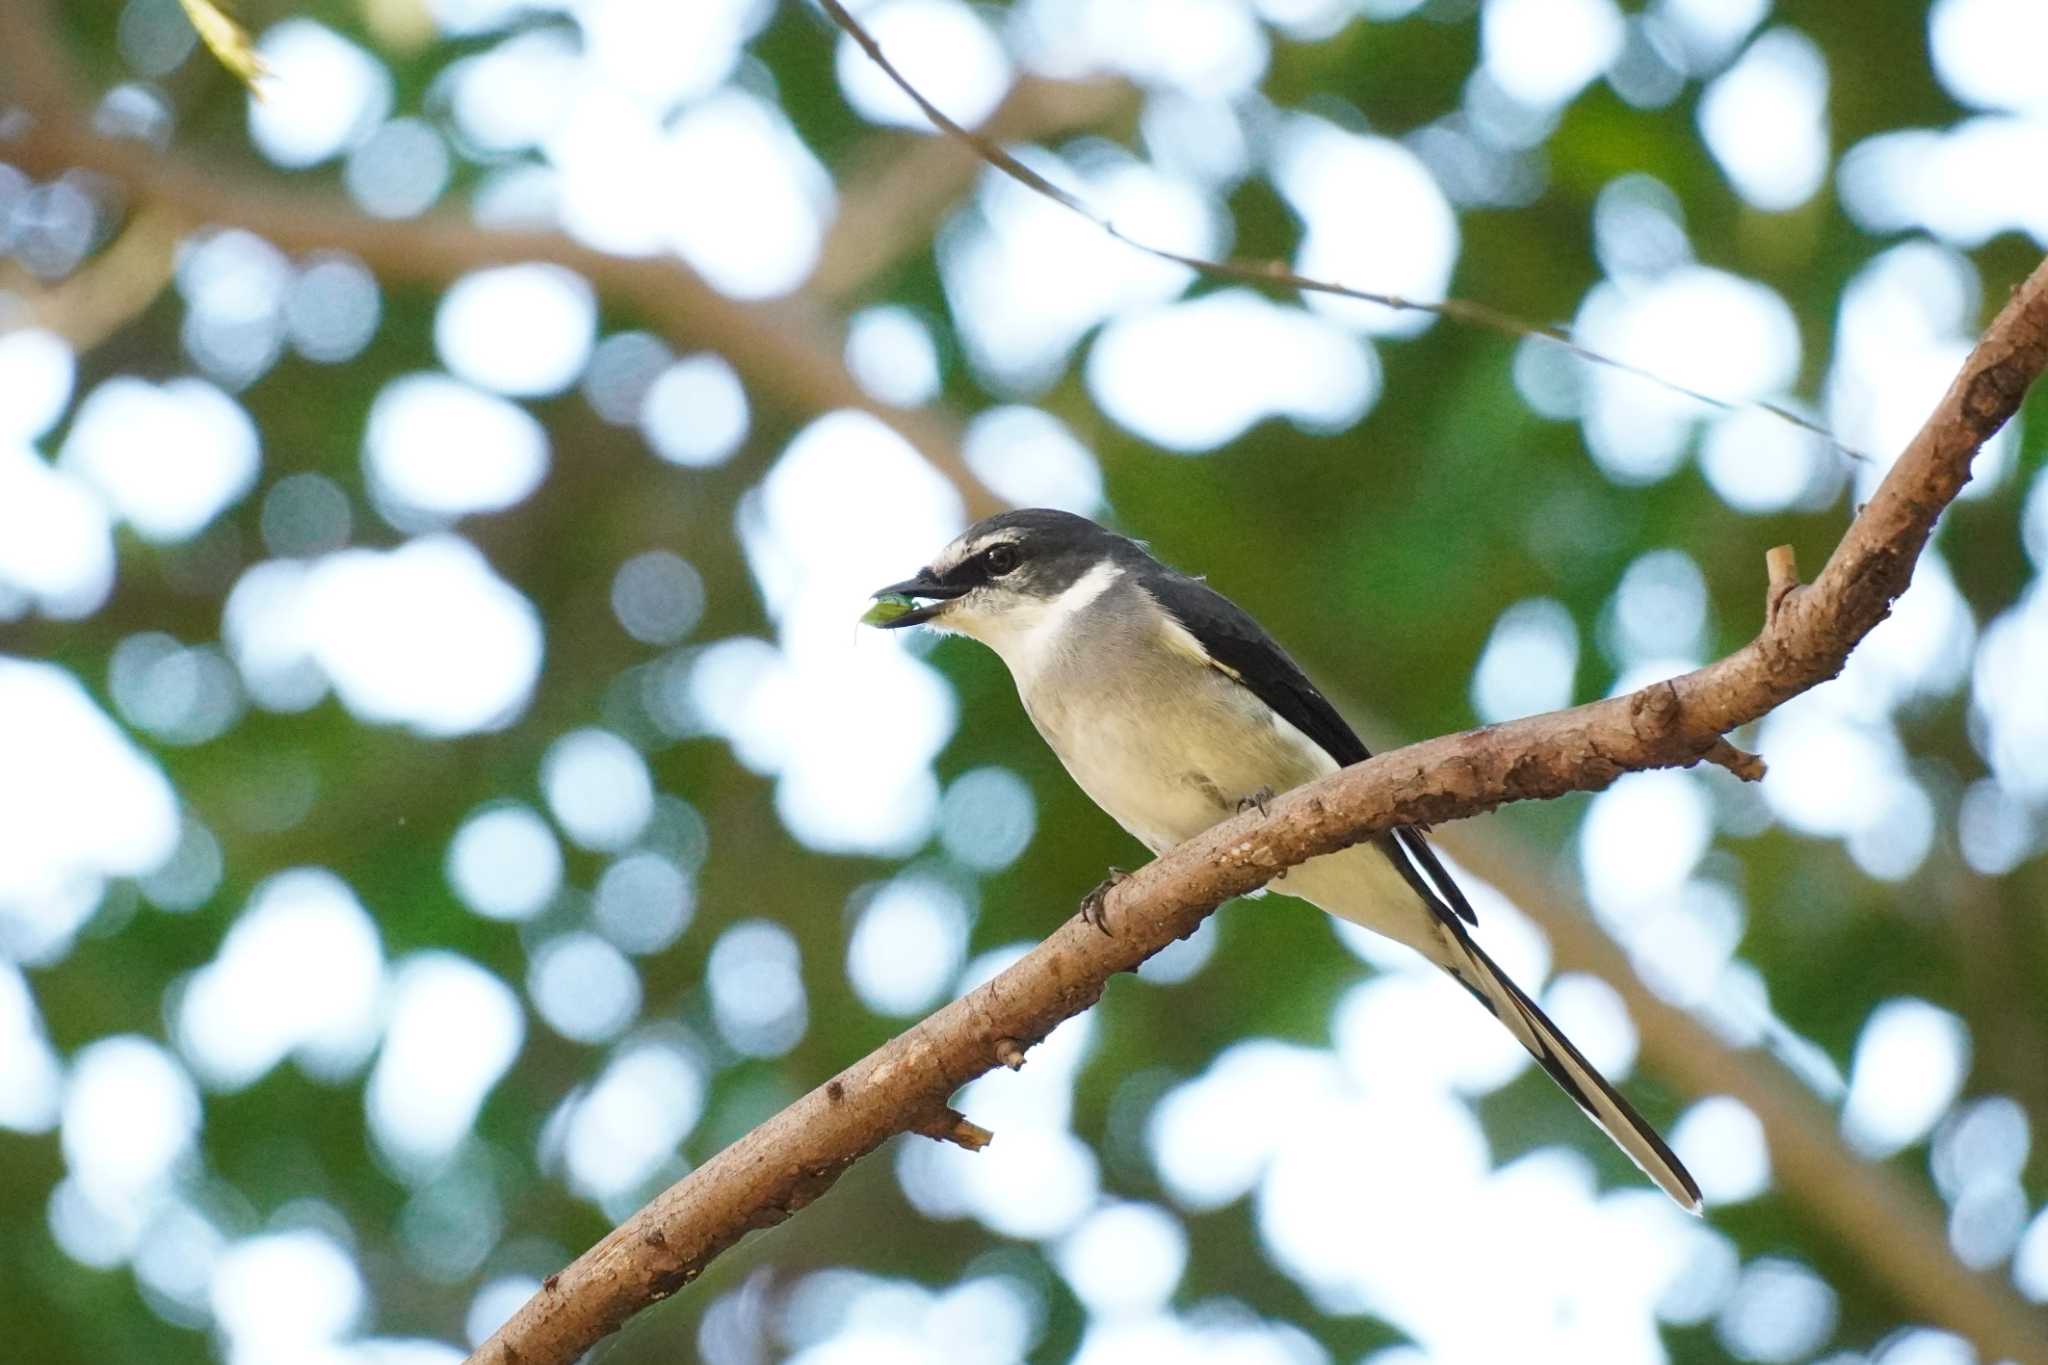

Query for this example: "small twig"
[916,1107,994,1152]
[1765,544,1802,625]
[1700,737,1768,783]
[812,0,1859,458]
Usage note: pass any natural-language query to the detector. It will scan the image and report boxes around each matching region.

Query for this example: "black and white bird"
[871,507,1702,1212]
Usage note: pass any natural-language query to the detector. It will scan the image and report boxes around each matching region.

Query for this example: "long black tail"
[1441,931,1703,1213]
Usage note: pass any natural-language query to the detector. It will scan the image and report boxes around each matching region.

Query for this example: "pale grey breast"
[1016,579,1334,854]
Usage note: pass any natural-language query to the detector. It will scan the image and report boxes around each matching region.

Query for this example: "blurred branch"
[1429,819,2041,1361]
[1939,864,2048,1132]
[0,2,996,515]
[0,5,1127,503]
[469,256,2048,1365]
[808,74,1137,301]
[0,203,180,346]
[814,0,1853,455]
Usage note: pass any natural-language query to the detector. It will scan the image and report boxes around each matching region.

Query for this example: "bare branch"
[812,0,1855,455]
[468,254,2048,1365]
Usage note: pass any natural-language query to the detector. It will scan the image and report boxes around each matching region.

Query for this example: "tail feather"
[1443,931,1703,1214]
[1276,844,1702,1212]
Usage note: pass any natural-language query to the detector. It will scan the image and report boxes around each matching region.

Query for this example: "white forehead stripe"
[934,529,1022,574]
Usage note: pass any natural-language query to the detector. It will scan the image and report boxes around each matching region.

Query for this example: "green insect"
[860,593,919,627]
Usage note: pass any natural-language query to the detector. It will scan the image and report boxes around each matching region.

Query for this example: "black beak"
[869,573,970,628]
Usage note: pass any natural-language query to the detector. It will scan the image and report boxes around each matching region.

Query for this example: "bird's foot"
[1236,785,1276,818]
[1078,868,1129,936]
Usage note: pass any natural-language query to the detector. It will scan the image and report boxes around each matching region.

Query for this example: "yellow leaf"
[176,0,270,94]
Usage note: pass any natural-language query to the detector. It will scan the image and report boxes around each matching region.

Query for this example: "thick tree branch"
[0,121,986,515]
[465,256,2048,1364]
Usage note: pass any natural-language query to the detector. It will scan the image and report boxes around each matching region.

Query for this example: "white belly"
[1019,652,1444,953]
[1022,658,1336,855]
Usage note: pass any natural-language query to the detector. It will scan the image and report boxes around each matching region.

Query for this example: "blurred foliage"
[3,1,2047,1363]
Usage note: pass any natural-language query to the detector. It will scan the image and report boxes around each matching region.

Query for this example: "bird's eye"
[985,544,1021,576]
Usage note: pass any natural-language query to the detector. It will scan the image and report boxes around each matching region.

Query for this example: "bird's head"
[867,508,1134,644]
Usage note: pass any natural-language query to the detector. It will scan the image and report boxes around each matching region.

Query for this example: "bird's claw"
[1078,868,1129,935]
[1237,786,1276,818]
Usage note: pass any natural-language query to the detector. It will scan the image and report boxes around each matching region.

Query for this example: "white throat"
[949,560,1123,685]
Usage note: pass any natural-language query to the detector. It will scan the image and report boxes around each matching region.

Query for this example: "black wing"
[1144,571,1478,927]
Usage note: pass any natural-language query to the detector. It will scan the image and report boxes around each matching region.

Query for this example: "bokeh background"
[4,0,2048,1361]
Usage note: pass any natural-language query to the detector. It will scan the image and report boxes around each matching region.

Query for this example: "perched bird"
[870,507,1702,1212]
